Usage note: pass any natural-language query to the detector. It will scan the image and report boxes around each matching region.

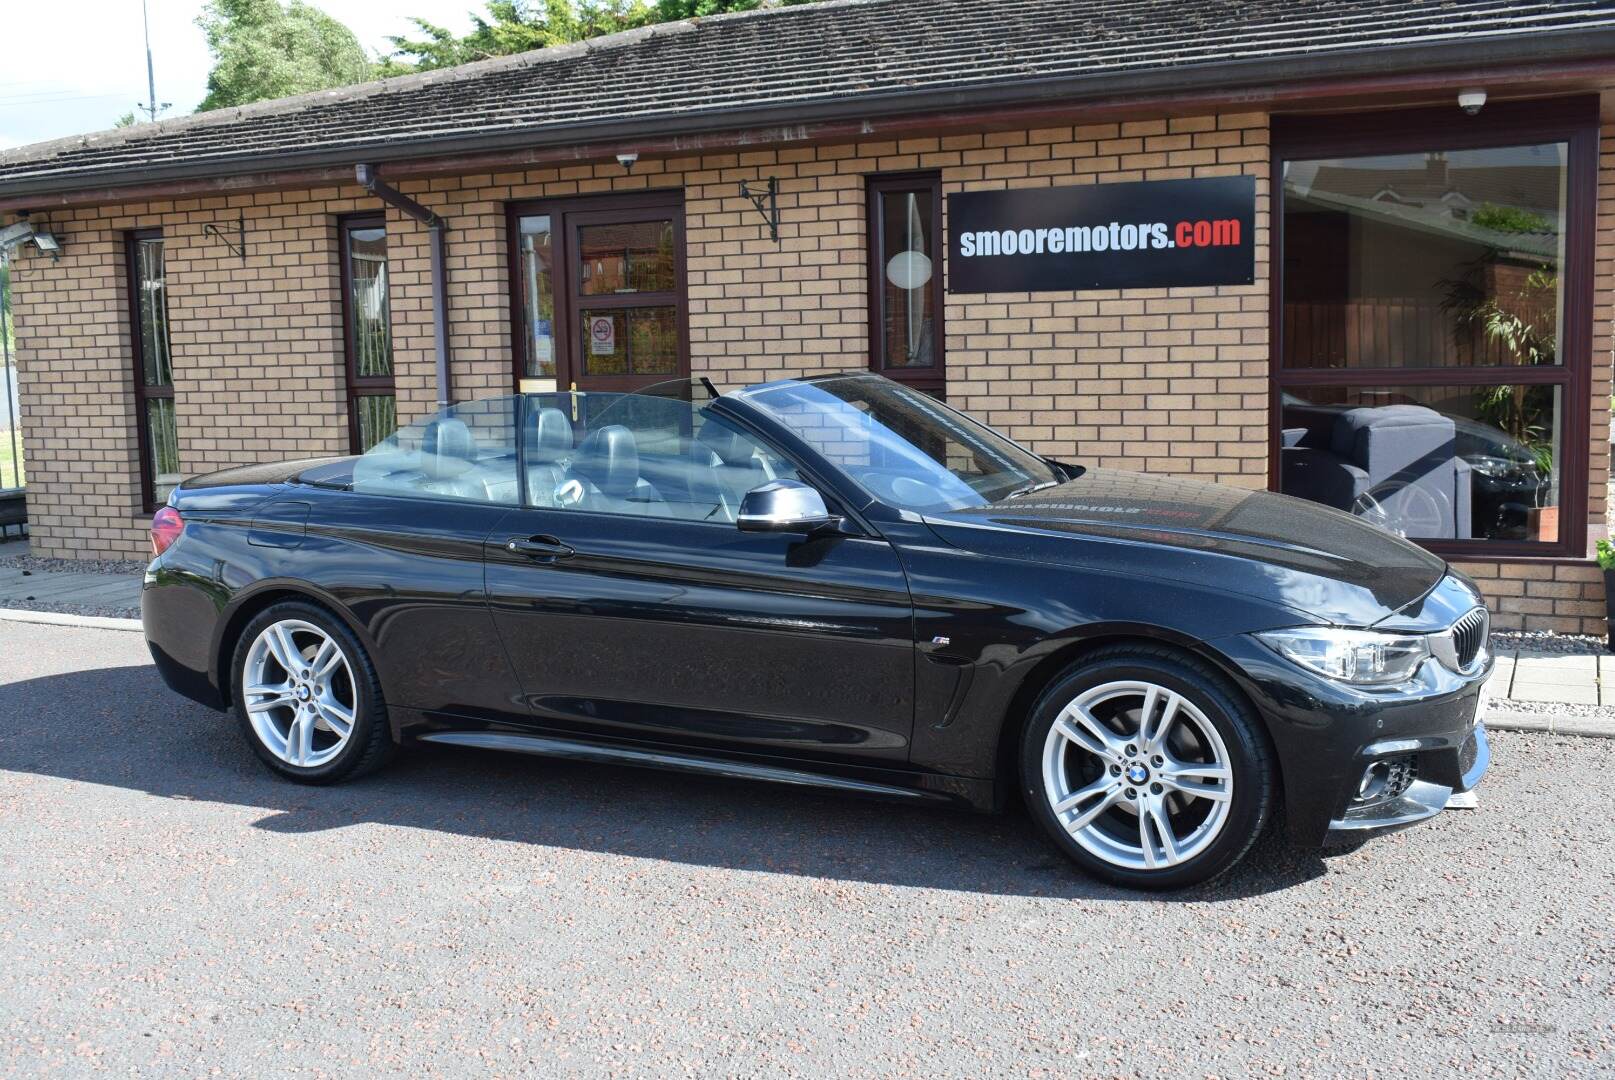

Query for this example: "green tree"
[197,0,376,111]
[1,258,11,356]
[385,0,811,72]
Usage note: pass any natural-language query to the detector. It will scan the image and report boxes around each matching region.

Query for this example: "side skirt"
[417,730,954,803]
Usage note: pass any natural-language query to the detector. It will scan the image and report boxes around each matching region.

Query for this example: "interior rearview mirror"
[737,479,839,534]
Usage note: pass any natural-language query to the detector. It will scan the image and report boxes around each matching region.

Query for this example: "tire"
[1019,644,1275,890]
[230,600,394,784]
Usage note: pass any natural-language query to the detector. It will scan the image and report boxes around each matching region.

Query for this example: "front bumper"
[1325,720,1490,839]
[1210,623,1493,848]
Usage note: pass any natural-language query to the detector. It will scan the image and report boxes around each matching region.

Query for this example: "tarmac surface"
[0,619,1611,1076]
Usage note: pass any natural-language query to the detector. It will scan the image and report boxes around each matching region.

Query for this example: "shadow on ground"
[0,661,1331,901]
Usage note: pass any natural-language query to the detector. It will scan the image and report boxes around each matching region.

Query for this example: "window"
[521,390,797,522]
[128,231,178,511]
[739,374,1057,513]
[1273,101,1595,554]
[510,192,688,394]
[867,173,945,394]
[341,216,397,453]
[351,396,519,505]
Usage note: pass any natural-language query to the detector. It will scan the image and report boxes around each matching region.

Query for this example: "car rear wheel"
[231,601,393,784]
[1020,646,1274,889]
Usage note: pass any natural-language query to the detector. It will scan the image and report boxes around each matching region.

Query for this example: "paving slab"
[1510,681,1600,706]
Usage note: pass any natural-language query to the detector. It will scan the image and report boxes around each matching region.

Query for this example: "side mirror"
[737,479,840,534]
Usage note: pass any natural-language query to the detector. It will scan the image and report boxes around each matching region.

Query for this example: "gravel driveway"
[0,620,1610,1076]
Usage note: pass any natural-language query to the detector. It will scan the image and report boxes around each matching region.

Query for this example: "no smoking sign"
[588,315,616,355]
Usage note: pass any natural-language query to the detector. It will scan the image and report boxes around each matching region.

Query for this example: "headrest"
[699,423,759,467]
[526,407,573,464]
[573,424,640,497]
[421,418,474,478]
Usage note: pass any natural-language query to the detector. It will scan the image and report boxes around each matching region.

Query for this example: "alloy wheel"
[242,618,359,768]
[1040,679,1233,871]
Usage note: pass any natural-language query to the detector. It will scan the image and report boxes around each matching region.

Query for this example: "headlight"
[1255,627,1430,686]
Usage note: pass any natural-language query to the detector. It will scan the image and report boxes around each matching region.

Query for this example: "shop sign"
[946,176,1256,293]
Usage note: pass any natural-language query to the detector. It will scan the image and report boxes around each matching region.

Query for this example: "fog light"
[1352,754,1417,805]
[1358,762,1390,801]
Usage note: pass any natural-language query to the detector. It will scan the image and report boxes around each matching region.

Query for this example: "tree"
[0,259,11,356]
[385,0,812,72]
[196,0,376,111]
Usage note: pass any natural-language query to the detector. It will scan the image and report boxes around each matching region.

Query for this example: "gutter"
[356,164,452,410]
[4,29,1615,202]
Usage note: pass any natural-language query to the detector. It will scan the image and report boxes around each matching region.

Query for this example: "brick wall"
[945,114,1270,486]
[5,107,1612,633]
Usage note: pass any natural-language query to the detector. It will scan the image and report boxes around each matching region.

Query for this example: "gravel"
[0,553,146,576]
[0,621,1611,1076]
[1491,629,1609,656]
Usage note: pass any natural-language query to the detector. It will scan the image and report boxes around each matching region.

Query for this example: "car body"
[143,373,1491,888]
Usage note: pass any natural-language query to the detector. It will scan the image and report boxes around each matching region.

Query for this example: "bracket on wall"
[202,212,246,262]
[738,177,779,241]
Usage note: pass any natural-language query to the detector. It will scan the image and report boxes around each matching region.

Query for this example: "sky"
[0,1,480,152]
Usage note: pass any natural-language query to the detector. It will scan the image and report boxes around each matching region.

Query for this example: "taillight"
[150,506,184,557]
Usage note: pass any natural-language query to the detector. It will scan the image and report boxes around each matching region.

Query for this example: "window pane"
[136,238,172,387]
[519,215,557,384]
[352,396,518,505]
[346,226,392,378]
[877,189,936,369]
[1282,144,1566,369]
[578,220,675,296]
[356,394,396,453]
[1279,385,1560,542]
[579,306,678,376]
[742,376,1057,512]
[523,391,797,521]
[147,396,180,503]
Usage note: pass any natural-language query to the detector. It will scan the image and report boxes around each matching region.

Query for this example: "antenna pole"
[142,0,158,123]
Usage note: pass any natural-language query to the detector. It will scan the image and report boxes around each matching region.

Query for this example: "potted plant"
[1598,539,1615,650]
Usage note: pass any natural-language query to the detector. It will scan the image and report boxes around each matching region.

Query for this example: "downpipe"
[355,163,453,410]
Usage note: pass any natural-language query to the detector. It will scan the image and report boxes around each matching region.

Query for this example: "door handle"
[503,535,575,560]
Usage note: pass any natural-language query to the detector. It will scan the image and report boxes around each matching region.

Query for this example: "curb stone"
[0,607,144,633]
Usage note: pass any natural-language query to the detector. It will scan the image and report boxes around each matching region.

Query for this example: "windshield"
[736,375,1062,512]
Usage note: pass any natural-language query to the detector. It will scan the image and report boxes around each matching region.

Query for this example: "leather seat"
[564,424,664,514]
[525,406,574,506]
[417,418,488,501]
[697,423,772,520]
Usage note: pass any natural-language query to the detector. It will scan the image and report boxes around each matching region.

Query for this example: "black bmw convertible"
[142,373,1491,889]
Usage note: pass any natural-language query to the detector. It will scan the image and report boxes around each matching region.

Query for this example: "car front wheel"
[1021,645,1274,889]
[231,600,394,784]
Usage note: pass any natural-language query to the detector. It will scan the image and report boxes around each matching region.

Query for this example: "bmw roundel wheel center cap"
[1126,763,1150,785]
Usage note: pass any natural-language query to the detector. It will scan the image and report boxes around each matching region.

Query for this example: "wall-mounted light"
[0,217,62,260]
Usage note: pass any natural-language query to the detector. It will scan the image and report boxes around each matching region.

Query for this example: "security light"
[0,221,32,251]
[0,219,62,259]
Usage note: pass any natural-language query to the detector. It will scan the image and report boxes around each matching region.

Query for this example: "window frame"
[866,172,947,395]
[506,190,689,395]
[126,228,175,514]
[1269,97,1598,558]
[339,213,398,454]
